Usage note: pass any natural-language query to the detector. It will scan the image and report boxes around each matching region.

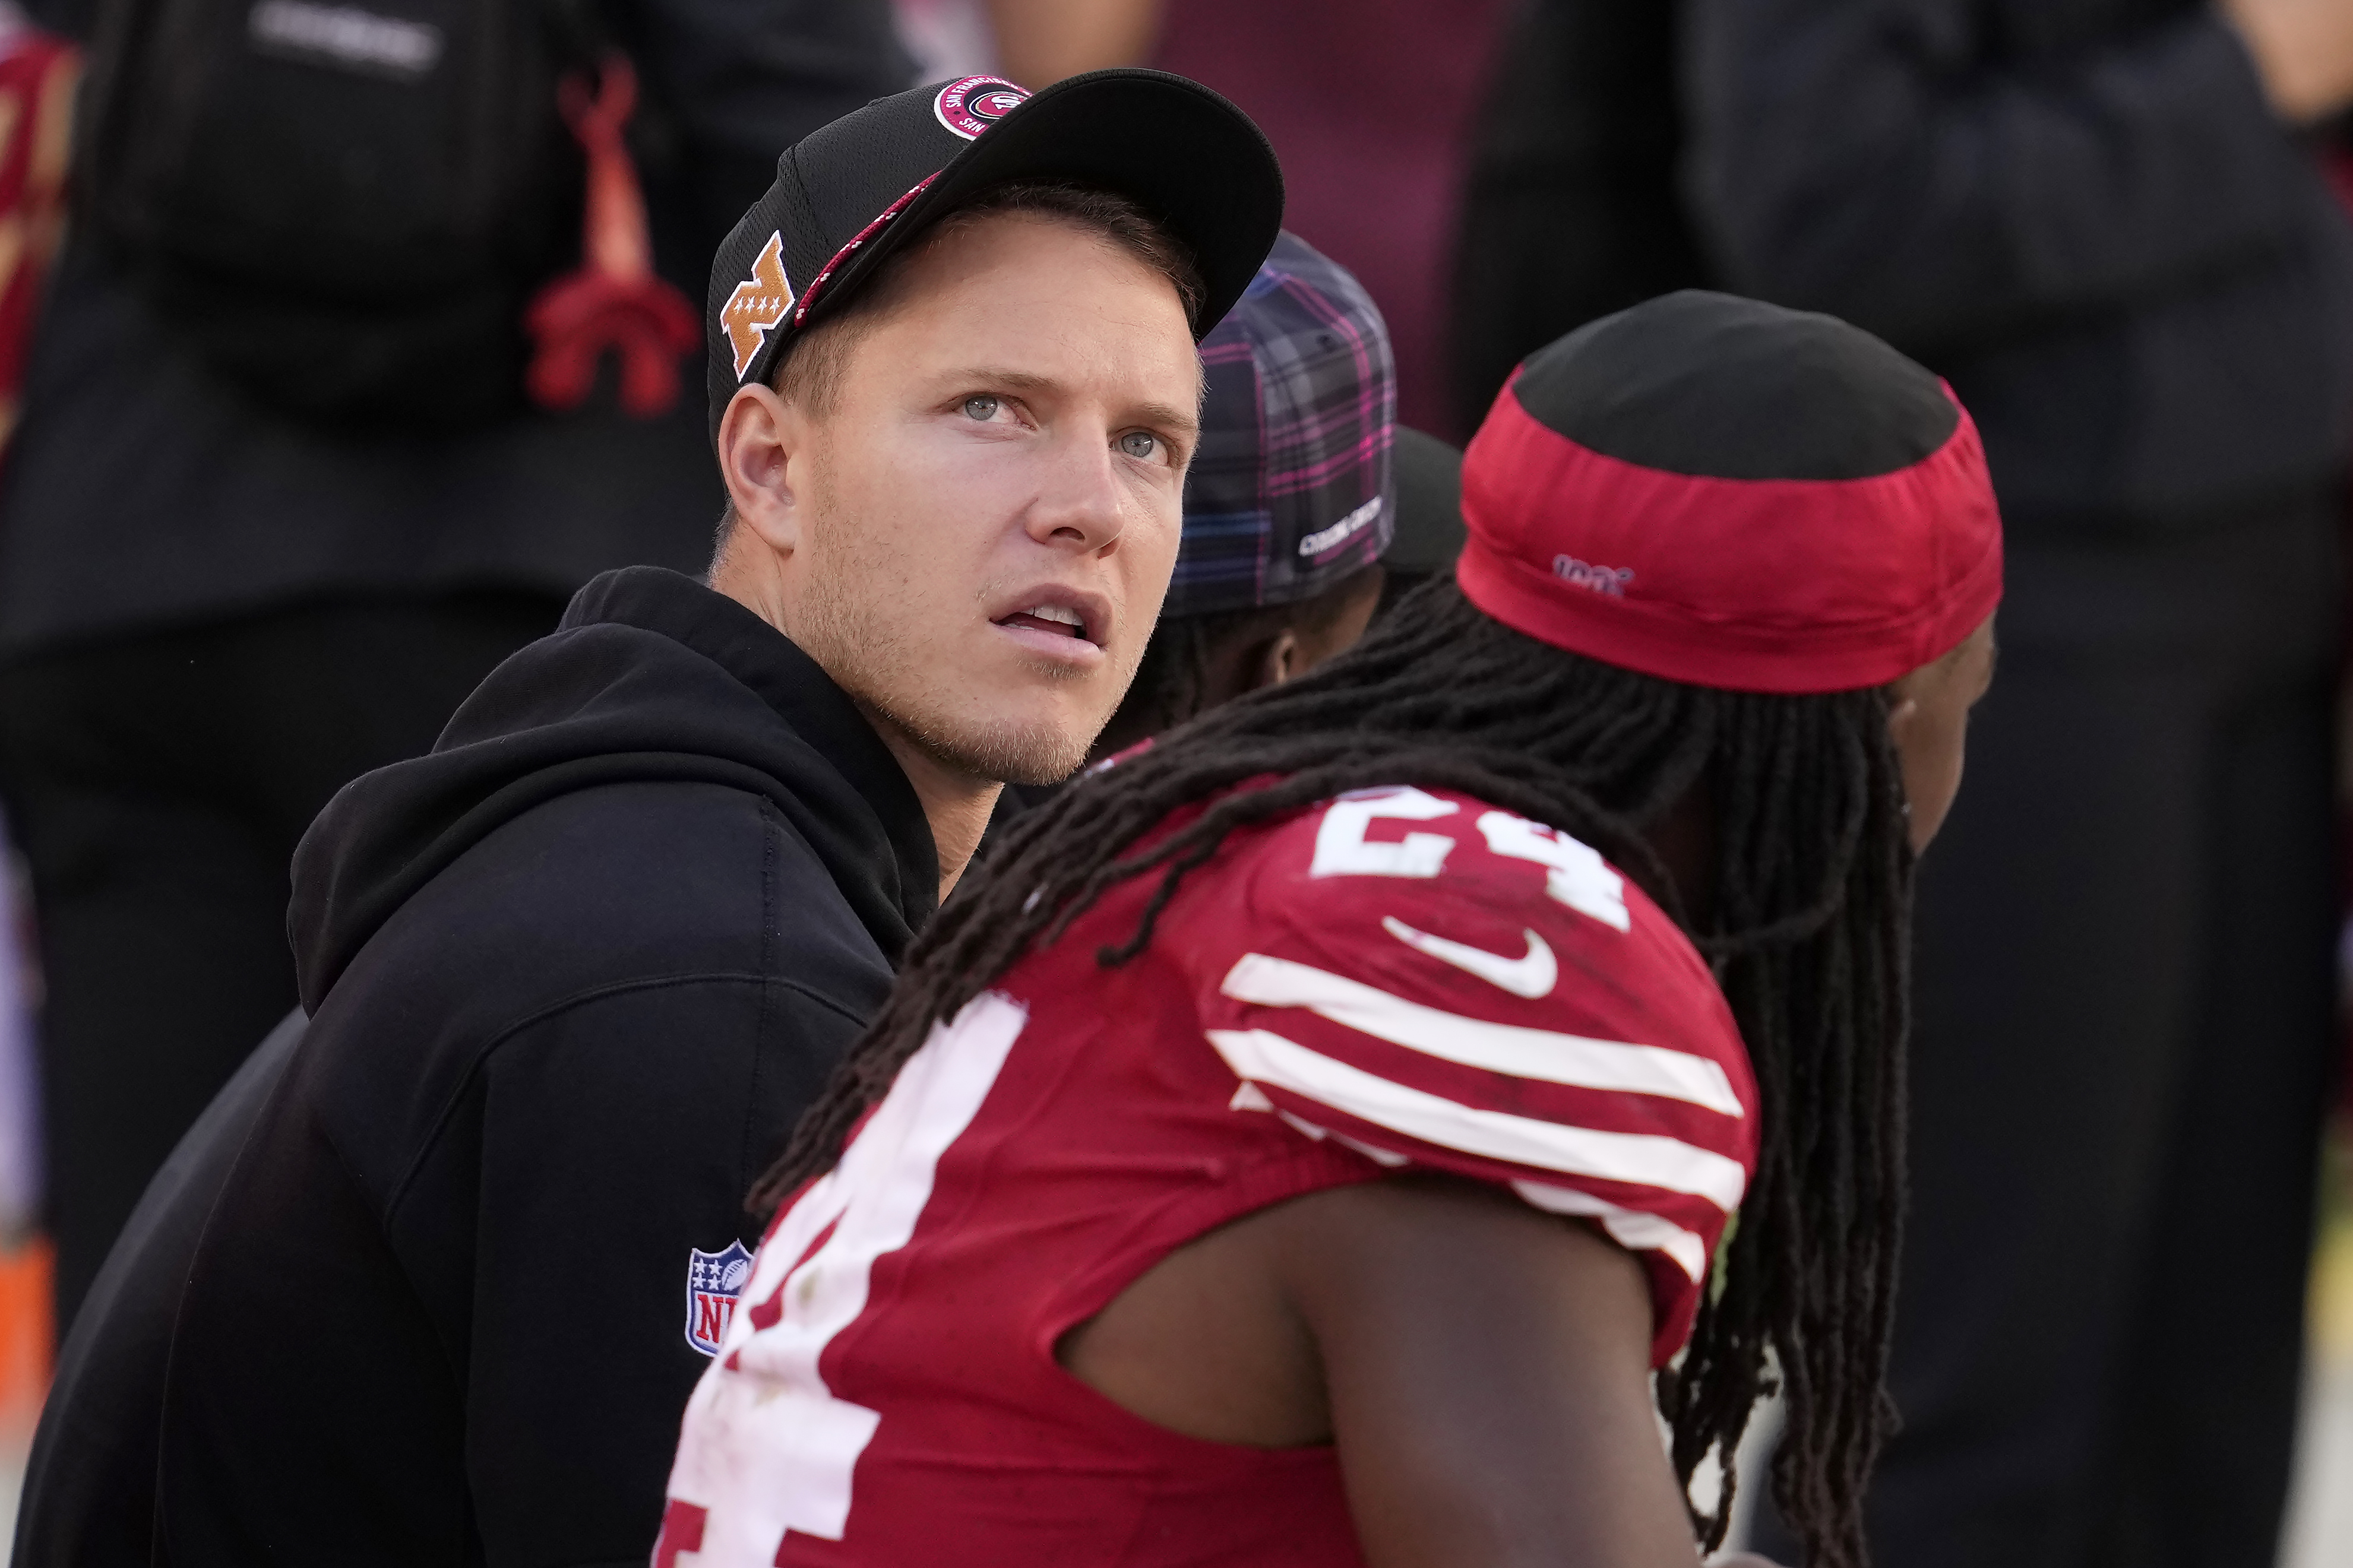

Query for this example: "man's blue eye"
[963,395,999,421]
[1119,432,1159,460]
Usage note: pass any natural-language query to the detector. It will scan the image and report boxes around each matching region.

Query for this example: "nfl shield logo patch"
[684,1240,755,1357]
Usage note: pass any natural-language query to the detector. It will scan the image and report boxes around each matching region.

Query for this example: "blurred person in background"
[893,0,1154,87]
[1455,1,2353,1564]
[0,0,913,1332]
[1146,0,1506,435]
[0,4,77,1265]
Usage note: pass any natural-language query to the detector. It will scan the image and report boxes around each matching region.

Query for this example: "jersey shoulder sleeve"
[1169,785,1760,1364]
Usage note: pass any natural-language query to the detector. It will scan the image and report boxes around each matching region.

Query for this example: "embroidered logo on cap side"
[934,75,1029,140]
[684,1240,755,1356]
[1553,556,1635,597]
[1299,496,1384,557]
[722,232,795,380]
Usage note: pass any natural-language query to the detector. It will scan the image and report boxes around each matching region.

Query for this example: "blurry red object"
[0,29,77,467]
[0,1235,47,1446]
[526,54,700,420]
[2323,141,2353,222]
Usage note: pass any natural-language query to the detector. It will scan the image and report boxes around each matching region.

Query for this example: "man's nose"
[1023,427,1128,554]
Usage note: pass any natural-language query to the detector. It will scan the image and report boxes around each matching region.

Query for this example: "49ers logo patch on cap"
[722,232,795,379]
[934,75,1028,140]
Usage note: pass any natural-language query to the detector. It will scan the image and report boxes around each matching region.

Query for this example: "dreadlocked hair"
[754,577,1913,1568]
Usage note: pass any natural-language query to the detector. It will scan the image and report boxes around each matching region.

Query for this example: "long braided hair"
[757,578,1912,1567]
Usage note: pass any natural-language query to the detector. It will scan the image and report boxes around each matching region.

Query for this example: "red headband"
[1456,376,2003,694]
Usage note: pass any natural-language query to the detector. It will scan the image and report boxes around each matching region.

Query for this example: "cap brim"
[802,68,1283,344]
[1383,426,1467,574]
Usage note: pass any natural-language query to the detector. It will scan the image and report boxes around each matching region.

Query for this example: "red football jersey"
[656,785,1759,1567]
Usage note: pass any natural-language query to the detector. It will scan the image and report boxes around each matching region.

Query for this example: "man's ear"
[1883,690,1922,753]
[717,382,809,556]
[1883,659,1927,743]
[1250,628,1303,692]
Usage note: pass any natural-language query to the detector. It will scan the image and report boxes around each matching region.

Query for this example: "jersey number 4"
[674,996,1027,1553]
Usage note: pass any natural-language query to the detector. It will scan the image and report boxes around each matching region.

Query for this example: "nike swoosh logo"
[1381,916,1558,1000]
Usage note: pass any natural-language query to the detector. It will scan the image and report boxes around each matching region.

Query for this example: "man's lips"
[991,617,1106,666]
[988,588,1112,663]
[1000,610,1086,639]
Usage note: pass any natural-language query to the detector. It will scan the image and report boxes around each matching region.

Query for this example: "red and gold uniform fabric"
[657,785,1760,1566]
[0,27,75,462]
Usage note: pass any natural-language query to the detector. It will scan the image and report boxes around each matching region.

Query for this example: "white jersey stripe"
[1510,1180,1709,1282]
[1219,952,1745,1116]
[1204,1027,1750,1209]
[748,1169,849,1328]
[1272,1109,1415,1167]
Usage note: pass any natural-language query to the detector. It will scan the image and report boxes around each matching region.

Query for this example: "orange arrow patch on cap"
[722,231,795,379]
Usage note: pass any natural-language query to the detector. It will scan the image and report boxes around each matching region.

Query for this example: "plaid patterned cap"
[1162,231,1396,617]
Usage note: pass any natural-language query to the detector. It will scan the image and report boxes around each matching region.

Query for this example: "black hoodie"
[151,567,936,1566]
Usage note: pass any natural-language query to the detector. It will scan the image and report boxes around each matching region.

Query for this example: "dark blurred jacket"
[1449,1,1705,436]
[11,1010,302,1568]
[1457,8,2352,1567]
[0,0,912,655]
[1453,0,2353,528]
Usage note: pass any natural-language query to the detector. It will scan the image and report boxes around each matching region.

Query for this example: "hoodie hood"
[290,568,937,1012]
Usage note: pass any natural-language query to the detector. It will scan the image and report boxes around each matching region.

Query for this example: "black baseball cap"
[1383,426,1466,577]
[706,68,1285,442]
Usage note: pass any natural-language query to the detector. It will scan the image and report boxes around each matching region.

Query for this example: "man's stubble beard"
[795,473,1121,789]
